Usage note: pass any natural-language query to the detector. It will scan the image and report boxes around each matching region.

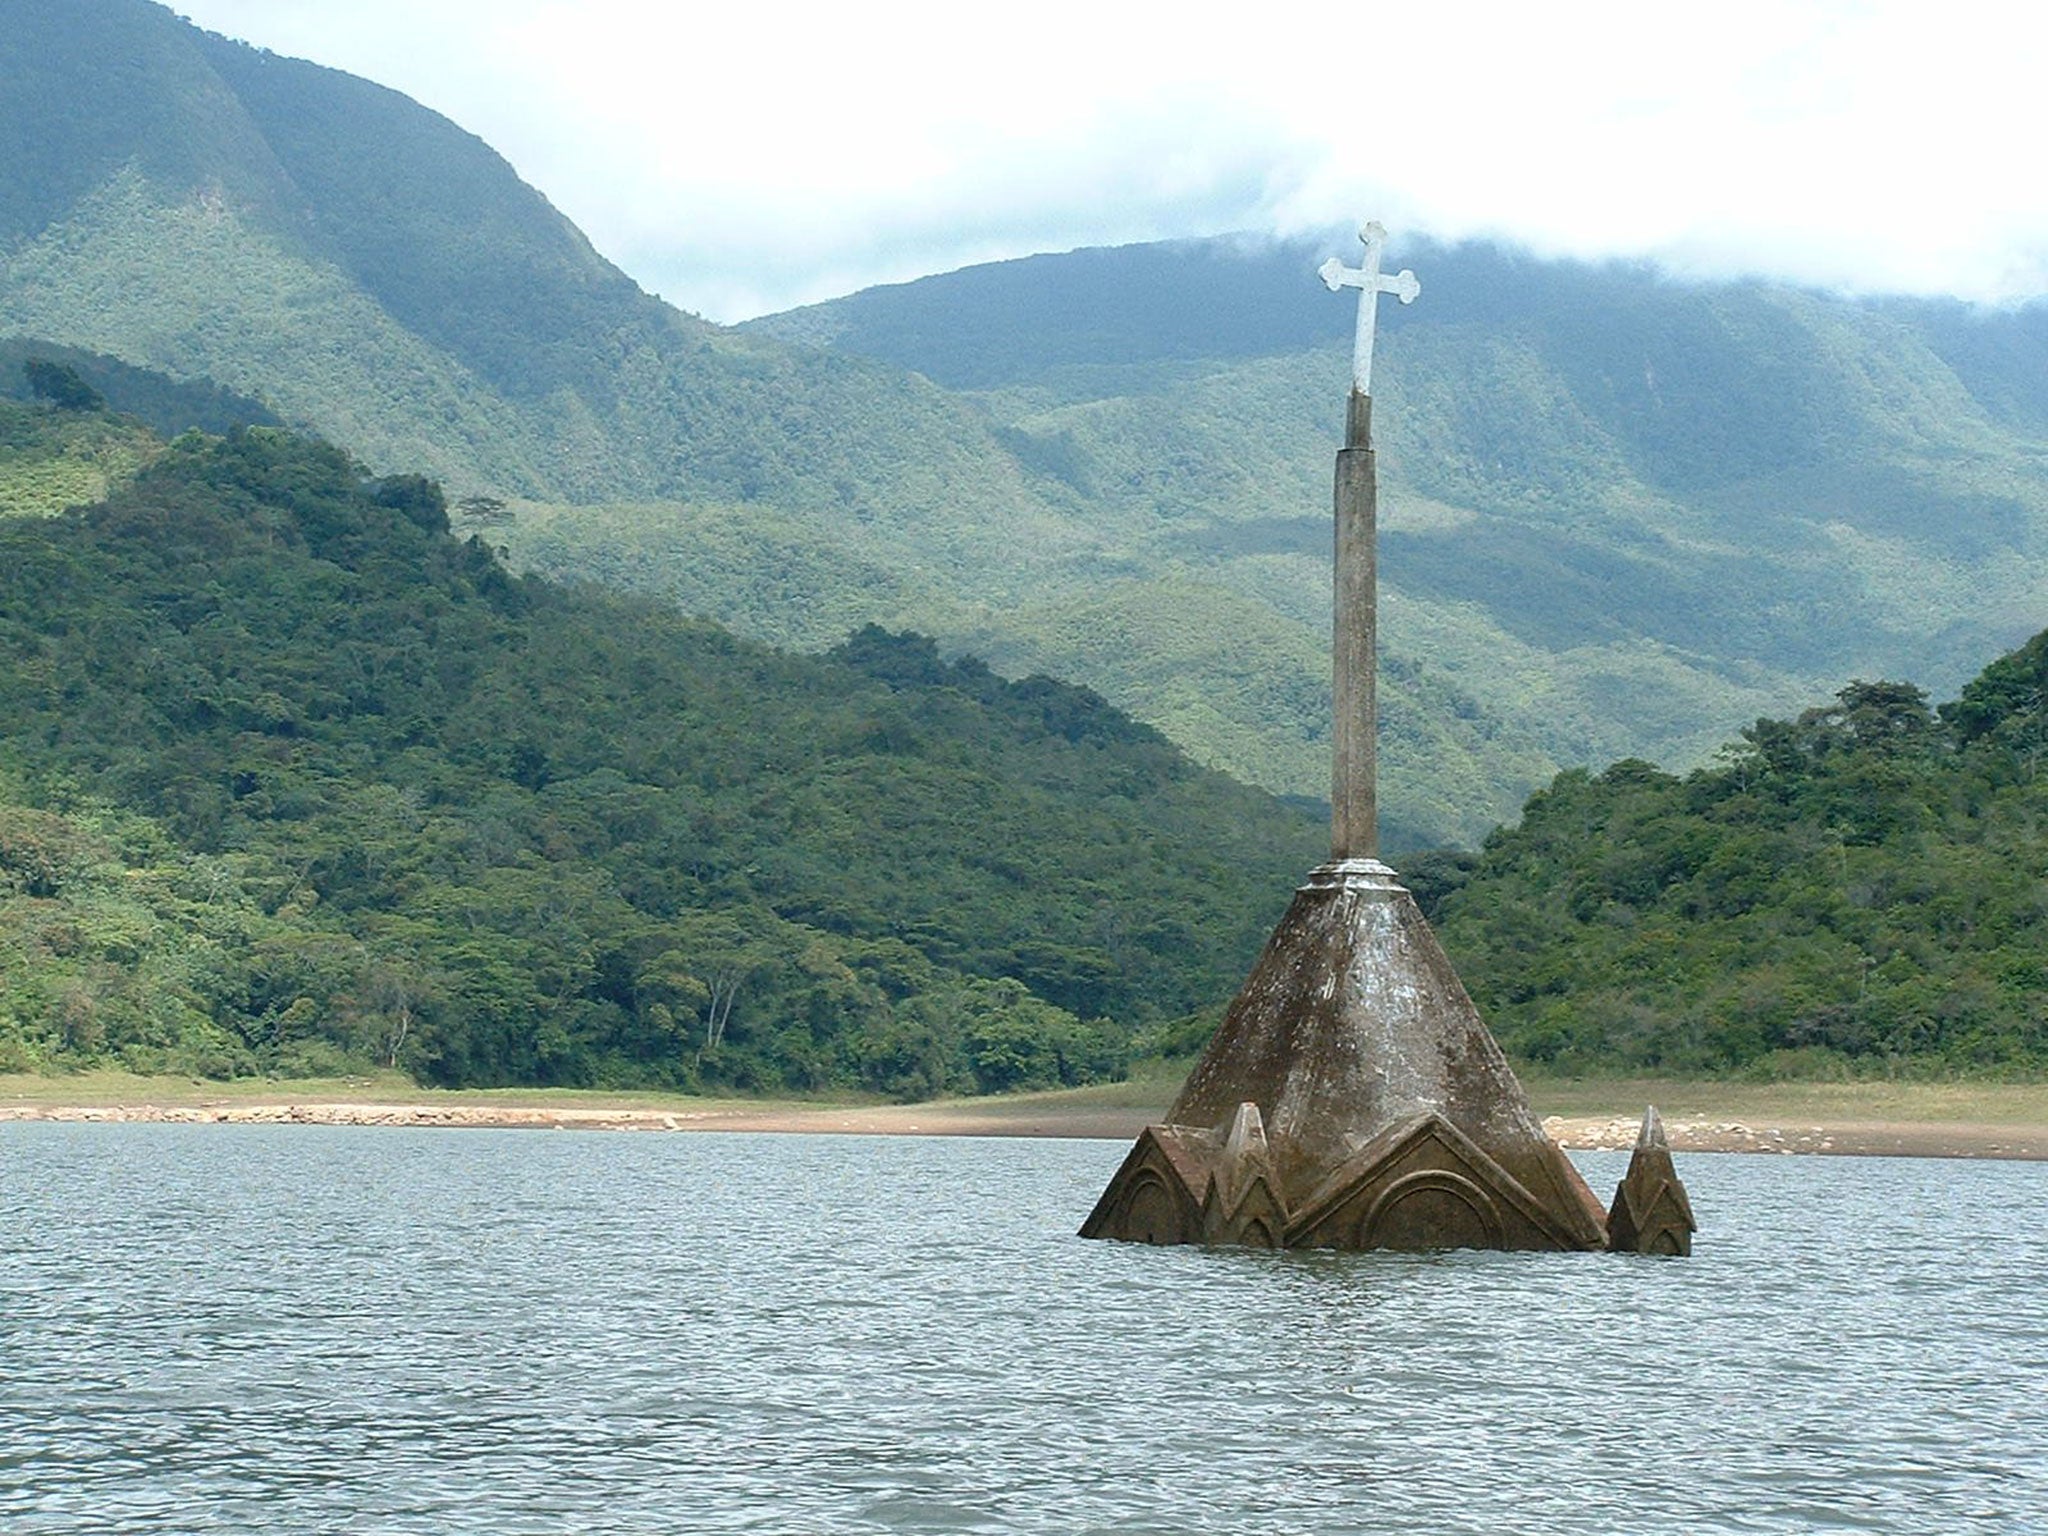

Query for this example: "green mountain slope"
[0,337,279,437]
[0,0,1060,519]
[0,403,1324,1089]
[750,237,2048,820]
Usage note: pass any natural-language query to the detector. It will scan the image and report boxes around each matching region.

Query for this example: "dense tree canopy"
[21,357,103,412]
[1435,659,2048,1076]
[0,411,1323,1091]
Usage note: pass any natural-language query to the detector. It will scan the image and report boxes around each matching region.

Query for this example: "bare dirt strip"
[5,1095,2044,1159]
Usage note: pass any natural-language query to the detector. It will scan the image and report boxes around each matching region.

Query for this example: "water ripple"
[2,1127,2044,1533]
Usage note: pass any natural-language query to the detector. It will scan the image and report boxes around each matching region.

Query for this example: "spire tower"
[1082,224,1691,1254]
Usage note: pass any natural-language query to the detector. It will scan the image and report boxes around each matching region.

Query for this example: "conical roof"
[1166,858,1608,1245]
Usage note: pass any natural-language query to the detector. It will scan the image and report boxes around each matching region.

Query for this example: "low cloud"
[175,0,2048,320]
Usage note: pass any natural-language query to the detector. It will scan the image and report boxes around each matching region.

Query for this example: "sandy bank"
[3,1095,2043,1159]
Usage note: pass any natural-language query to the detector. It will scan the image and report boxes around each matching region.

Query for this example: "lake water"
[2,1126,2044,1535]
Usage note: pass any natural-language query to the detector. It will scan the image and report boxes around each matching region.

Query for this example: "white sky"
[170,0,2048,323]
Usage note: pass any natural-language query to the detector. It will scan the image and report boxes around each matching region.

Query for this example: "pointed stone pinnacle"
[1606,1104,1696,1257]
[1081,861,1612,1252]
[1223,1100,1269,1161]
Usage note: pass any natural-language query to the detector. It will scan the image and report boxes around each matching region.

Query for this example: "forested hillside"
[0,342,281,517]
[0,374,159,516]
[1432,646,2048,1076]
[0,402,1324,1091]
[0,338,279,437]
[6,392,2042,1087]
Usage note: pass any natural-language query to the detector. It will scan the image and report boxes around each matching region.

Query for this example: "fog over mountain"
[164,0,2048,321]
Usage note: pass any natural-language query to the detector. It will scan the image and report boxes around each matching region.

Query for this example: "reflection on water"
[2,1126,2043,1534]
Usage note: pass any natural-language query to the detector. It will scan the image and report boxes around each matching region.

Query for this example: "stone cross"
[1319,220,1420,397]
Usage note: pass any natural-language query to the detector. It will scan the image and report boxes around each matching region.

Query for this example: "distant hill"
[748,236,2048,827]
[0,402,1325,1090]
[10,0,2048,851]
[0,0,1552,843]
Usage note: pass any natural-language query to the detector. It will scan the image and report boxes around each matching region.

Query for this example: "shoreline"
[5,1093,2045,1160]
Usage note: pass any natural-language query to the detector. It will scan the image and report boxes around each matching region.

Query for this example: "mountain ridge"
[8,0,2048,847]
[743,234,2048,800]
